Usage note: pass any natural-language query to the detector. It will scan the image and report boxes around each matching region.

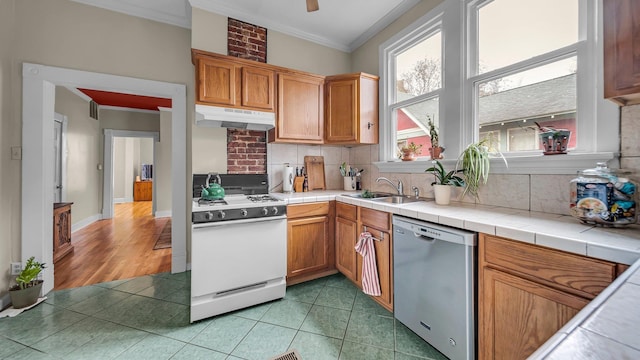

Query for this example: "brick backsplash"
[227,18,267,63]
[227,129,266,174]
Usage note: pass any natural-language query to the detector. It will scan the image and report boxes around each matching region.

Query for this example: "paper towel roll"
[283,166,294,193]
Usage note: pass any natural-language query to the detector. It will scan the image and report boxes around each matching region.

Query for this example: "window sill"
[374,152,618,175]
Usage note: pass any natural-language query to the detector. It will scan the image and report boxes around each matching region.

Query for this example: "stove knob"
[217,210,226,219]
[261,207,269,216]
[271,207,279,215]
[240,209,248,217]
[205,212,214,220]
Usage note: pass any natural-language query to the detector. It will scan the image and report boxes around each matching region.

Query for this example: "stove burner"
[247,195,279,203]
[198,198,227,206]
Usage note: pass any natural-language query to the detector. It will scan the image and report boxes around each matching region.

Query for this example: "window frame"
[377,0,619,175]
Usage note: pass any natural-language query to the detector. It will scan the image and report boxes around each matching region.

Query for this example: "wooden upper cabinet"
[273,72,324,143]
[196,56,238,106]
[325,73,379,144]
[604,0,640,105]
[192,49,275,112]
[241,66,275,111]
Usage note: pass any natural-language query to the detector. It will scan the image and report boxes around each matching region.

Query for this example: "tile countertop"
[272,190,640,358]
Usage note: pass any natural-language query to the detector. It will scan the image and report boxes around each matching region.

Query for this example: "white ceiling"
[70,0,421,52]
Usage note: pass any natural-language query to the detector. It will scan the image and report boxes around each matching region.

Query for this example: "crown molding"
[348,0,421,51]
[70,0,192,29]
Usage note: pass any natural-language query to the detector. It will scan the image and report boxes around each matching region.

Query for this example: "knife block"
[294,176,305,192]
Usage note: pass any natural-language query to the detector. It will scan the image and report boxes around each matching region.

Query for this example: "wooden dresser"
[53,202,73,263]
[134,180,152,201]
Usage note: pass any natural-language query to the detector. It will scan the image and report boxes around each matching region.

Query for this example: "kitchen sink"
[371,195,422,204]
[343,192,393,199]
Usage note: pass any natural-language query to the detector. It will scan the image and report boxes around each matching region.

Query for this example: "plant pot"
[401,150,417,161]
[433,184,452,205]
[540,130,571,155]
[9,280,43,309]
[429,146,443,160]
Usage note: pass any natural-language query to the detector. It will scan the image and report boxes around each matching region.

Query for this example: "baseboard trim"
[71,214,101,233]
[155,210,172,218]
[114,197,133,204]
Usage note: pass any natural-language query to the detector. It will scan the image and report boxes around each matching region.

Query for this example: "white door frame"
[103,130,159,218]
[22,63,187,294]
[53,112,68,202]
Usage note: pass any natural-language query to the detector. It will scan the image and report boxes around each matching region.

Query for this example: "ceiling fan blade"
[306,0,319,12]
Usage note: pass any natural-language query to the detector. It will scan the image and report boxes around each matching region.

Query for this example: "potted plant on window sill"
[425,160,465,205]
[399,141,423,161]
[9,256,46,309]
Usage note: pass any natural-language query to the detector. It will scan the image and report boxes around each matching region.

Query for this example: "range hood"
[195,104,275,131]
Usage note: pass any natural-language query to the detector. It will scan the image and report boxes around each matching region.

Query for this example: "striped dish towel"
[355,232,382,296]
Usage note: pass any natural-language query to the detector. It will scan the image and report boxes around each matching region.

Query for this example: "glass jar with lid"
[570,162,637,227]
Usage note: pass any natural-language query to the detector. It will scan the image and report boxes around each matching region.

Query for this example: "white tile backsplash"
[530,174,574,215]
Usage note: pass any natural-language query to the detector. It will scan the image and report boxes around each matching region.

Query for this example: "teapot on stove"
[201,173,225,200]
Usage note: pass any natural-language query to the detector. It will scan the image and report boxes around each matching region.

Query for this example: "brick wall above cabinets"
[227,18,267,63]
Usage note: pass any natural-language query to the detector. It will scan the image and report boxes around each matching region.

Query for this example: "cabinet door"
[357,225,393,311]
[287,215,331,279]
[242,66,275,111]
[335,216,358,282]
[276,73,324,143]
[325,78,358,143]
[197,57,238,106]
[479,267,588,360]
[604,0,640,105]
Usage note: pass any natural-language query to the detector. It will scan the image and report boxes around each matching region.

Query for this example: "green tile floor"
[0,272,448,360]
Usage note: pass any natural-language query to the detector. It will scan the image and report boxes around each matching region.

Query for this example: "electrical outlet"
[11,262,22,276]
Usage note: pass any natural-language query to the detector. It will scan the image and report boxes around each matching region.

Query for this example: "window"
[378,0,618,174]
[390,27,442,160]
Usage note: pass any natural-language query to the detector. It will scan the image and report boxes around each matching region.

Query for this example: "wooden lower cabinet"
[357,223,392,311]
[479,234,620,360]
[286,201,336,284]
[335,203,358,282]
[53,202,74,263]
[335,203,393,311]
[480,267,587,360]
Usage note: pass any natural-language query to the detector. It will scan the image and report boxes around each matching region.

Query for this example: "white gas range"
[190,174,287,323]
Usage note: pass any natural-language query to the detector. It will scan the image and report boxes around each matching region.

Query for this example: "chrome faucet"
[411,186,420,199]
[376,177,403,195]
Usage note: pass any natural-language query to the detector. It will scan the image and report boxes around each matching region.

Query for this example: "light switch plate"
[11,146,21,160]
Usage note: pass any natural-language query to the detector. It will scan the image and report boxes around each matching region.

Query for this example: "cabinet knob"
[367,122,375,130]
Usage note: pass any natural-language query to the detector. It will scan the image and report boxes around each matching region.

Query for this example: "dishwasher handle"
[414,232,436,242]
[393,217,476,247]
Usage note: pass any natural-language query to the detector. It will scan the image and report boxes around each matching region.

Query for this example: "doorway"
[22,63,187,295]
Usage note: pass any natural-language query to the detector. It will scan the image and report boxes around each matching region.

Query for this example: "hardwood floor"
[54,201,172,290]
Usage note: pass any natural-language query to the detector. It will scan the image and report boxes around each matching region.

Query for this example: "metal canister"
[570,162,637,227]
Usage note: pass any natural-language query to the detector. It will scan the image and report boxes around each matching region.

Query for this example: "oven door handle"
[192,215,287,229]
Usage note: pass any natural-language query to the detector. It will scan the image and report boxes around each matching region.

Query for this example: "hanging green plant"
[456,139,506,200]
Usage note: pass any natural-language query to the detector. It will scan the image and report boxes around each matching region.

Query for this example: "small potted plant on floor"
[428,117,444,160]
[425,160,465,205]
[399,141,423,161]
[9,256,46,309]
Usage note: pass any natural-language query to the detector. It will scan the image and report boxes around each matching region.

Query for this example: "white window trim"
[377,0,619,175]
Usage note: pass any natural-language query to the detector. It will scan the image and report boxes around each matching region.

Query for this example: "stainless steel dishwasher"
[393,215,476,360]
